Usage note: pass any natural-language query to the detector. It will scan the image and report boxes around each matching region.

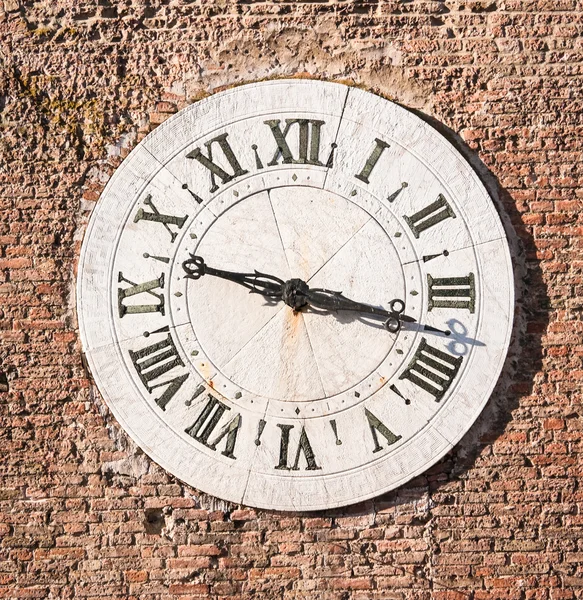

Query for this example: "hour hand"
[299,285,415,333]
[182,254,285,299]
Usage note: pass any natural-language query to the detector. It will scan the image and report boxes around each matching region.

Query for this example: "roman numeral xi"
[187,133,249,193]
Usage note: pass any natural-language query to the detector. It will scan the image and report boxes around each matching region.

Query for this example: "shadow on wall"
[308,107,548,518]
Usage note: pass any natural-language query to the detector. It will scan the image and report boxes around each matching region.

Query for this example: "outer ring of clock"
[77,80,514,510]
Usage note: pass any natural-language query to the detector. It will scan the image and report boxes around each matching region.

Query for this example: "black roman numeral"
[355,138,390,184]
[399,337,462,402]
[187,133,249,193]
[403,194,455,238]
[133,195,188,243]
[264,119,326,166]
[365,408,402,453]
[118,272,164,318]
[428,273,475,313]
[274,424,321,471]
[185,395,241,460]
[129,329,188,410]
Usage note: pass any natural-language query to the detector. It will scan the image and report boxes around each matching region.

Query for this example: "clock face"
[78,80,513,510]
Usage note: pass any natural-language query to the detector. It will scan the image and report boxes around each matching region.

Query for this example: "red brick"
[1,4,581,600]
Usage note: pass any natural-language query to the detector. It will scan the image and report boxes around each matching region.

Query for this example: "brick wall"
[1,0,582,598]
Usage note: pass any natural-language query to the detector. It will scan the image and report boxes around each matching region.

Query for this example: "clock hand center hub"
[282,278,310,310]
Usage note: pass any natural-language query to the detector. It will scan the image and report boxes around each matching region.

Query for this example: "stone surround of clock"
[77,79,514,510]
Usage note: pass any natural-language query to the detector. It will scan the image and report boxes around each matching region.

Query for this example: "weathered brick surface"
[1,0,582,598]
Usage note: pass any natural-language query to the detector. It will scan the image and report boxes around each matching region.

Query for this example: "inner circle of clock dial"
[174,185,418,406]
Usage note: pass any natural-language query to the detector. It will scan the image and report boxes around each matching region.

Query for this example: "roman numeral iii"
[399,338,462,402]
[428,273,476,313]
[403,194,455,238]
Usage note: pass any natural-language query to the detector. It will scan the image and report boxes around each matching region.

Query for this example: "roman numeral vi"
[275,424,321,471]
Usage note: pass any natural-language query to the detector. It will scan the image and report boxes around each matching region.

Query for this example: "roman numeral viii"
[129,328,189,410]
[403,194,455,238]
[185,395,241,460]
[428,273,475,313]
[399,338,462,402]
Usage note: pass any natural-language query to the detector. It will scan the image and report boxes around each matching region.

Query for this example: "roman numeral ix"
[118,272,164,318]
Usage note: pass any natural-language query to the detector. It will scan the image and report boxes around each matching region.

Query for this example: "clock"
[77,80,513,510]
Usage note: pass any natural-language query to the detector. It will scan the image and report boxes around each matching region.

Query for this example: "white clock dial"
[78,80,513,510]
